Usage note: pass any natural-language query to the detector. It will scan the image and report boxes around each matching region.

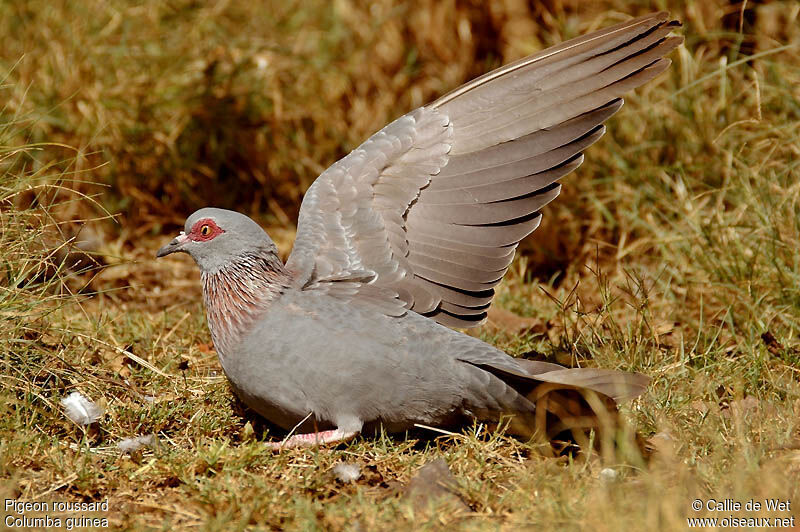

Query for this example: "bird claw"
[266,428,357,450]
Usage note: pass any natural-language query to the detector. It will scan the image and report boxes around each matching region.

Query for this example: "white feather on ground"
[333,462,361,483]
[118,434,156,453]
[60,391,103,425]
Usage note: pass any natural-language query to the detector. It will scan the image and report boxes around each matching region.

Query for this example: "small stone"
[599,467,619,484]
[404,458,469,513]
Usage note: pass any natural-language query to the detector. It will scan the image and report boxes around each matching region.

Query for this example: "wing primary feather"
[406,212,543,247]
[435,98,622,178]
[425,134,596,197]
[422,155,584,205]
[432,12,671,108]
[411,184,561,225]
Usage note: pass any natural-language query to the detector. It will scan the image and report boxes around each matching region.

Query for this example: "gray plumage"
[157,13,682,448]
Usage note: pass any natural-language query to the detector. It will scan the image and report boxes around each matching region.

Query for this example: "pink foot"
[266,428,358,450]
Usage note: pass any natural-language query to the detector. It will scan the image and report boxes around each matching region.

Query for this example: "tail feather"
[468,359,649,452]
[515,360,651,402]
[481,359,650,402]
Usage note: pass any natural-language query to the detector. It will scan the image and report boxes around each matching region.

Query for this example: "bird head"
[156,208,279,273]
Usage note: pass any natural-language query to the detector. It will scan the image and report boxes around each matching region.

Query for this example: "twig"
[279,411,314,446]
[70,331,172,378]
[31,473,78,500]
[413,424,457,436]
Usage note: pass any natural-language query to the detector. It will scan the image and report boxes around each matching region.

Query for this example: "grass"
[2,0,800,530]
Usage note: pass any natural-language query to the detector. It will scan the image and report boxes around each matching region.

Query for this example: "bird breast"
[200,256,288,358]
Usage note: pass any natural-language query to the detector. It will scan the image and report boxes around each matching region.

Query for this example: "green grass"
[2,0,800,530]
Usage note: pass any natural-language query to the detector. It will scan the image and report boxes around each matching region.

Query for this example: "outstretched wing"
[286,12,683,327]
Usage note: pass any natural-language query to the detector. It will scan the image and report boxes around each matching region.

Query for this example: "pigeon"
[157,12,682,449]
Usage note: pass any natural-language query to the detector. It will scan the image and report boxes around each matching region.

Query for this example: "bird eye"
[200,225,211,236]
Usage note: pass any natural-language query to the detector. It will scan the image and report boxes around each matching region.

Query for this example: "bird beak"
[156,232,190,258]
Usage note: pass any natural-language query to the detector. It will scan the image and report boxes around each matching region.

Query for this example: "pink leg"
[266,428,358,450]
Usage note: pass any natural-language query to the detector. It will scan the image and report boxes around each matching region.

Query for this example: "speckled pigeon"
[157,13,682,449]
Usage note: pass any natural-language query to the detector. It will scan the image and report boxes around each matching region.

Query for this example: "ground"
[1,1,799,530]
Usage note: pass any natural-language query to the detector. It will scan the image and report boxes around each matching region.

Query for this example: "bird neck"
[201,252,291,357]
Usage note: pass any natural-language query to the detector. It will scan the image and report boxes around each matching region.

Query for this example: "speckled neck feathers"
[201,252,291,358]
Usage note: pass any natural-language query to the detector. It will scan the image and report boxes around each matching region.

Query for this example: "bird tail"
[478,360,649,455]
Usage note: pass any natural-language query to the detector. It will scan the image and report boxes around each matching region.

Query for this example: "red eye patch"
[188,218,224,242]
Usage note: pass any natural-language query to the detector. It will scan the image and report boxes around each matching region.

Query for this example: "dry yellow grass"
[2,0,800,530]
